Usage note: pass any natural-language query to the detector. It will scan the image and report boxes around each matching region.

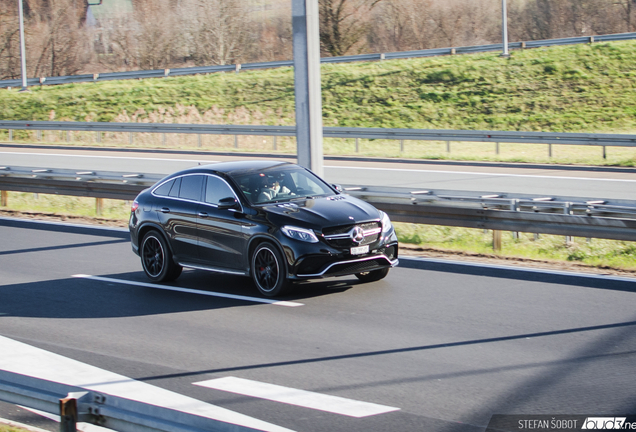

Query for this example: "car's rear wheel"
[251,242,289,297]
[355,267,390,283]
[141,230,182,282]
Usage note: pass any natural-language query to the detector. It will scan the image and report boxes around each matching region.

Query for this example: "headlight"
[281,226,319,243]
[379,211,393,235]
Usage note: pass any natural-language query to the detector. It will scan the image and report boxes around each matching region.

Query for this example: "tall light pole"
[501,0,510,57]
[292,0,324,177]
[18,0,29,91]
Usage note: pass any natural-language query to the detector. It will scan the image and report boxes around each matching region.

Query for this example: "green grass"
[396,223,636,272]
[0,424,33,432]
[2,41,636,165]
[2,41,636,134]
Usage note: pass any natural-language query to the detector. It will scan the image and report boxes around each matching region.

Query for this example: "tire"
[355,267,390,283]
[140,230,182,282]
[251,242,289,297]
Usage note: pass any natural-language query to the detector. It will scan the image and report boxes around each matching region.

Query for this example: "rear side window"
[179,175,204,201]
[205,176,235,205]
[153,179,175,197]
[168,177,182,197]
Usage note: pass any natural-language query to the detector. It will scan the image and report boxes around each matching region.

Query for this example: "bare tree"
[319,0,382,56]
[185,0,250,66]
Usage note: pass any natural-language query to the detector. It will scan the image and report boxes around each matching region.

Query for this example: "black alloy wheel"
[251,242,289,297]
[355,267,390,283]
[141,230,182,282]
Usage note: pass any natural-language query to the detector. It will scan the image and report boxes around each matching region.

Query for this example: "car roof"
[174,160,295,177]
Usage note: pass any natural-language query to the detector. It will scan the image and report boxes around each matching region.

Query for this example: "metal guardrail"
[2,120,636,148]
[1,166,636,242]
[1,32,634,88]
[0,370,264,432]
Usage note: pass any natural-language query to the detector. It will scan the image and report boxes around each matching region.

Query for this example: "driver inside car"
[257,174,292,203]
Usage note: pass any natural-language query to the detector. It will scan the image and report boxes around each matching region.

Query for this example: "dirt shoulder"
[2,209,635,279]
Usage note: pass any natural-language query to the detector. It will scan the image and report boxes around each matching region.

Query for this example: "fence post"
[1,190,7,207]
[59,395,78,432]
[493,230,502,252]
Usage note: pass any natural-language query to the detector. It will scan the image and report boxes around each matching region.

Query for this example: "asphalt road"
[2,145,636,200]
[1,218,635,432]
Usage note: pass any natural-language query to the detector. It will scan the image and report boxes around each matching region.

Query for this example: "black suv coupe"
[129,161,398,296]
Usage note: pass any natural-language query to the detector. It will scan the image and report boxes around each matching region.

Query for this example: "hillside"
[1,40,636,134]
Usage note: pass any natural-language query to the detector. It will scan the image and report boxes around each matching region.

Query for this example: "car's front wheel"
[355,267,390,283]
[251,242,289,297]
[140,230,182,282]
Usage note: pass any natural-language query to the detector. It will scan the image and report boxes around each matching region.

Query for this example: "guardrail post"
[511,199,520,239]
[59,395,78,432]
[548,143,552,158]
[603,145,607,160]
[129,132,134,145]
[162,134,166,147]
[66,131,71,142]
[96,198,103,217]
[400,140,404,152]
[496,142,500,155]
[493,230,502,252]
[37,130,42,141]
[1,190,7,207]
[197,134,202,148]
[96,132,102,144]
[355,138,359,152]
[234,135,238,148]
[564,202,573,245]
[8,129,12,141]
[446,141,451,153]
[273,135,277,150]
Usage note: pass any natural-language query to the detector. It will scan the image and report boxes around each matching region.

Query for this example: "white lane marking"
[0,336,295,432]
[326,165,636,183]
[0,151,219,164]
[194,377,400,418]
[400,256,636,283]
[72,274,304,307]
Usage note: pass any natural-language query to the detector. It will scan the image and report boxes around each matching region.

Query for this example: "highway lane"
[1,218,635,432]
[1,146,636,200]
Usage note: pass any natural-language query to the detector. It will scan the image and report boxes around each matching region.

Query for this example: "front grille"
[322,221,381,249]
[324,257,388,276]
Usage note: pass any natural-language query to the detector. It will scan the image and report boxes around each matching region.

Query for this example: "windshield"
[229,165,335,205]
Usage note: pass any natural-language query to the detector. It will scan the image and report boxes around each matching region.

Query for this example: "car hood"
[261,194,380,230]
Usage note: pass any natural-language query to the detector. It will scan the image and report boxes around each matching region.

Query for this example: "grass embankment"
[2,41,636,165]
[2,42,636,270]
[3,192,636,273]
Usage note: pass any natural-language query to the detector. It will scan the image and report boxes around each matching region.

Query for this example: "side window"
[153,179,175,197]
[168,177,181,197]
[205,176,236,206]
[179,175,204,201]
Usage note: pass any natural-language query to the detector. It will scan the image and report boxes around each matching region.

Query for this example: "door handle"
[198,212,209,218]
[160,207,170,213]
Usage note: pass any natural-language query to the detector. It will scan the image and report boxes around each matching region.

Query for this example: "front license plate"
[350,245,369,255]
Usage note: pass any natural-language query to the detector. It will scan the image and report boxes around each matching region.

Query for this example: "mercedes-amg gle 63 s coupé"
[129,161,398,296]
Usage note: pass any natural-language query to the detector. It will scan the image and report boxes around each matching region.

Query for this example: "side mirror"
[218,197,240,210]
[332,184,343,193]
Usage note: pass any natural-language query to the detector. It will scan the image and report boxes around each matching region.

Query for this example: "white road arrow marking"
[0,335,295,432]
